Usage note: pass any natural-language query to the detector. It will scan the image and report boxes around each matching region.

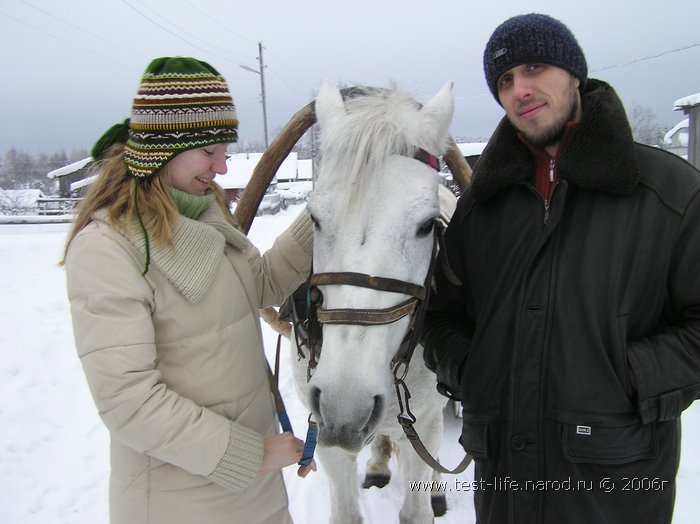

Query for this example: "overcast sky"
[2,0,699,154]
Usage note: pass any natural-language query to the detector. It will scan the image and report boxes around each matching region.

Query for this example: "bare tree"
[627,104,667,147]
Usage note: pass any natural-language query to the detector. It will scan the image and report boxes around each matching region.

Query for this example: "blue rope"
[277,411,293,434]
[299,418,318,467]
[272,334,317,467]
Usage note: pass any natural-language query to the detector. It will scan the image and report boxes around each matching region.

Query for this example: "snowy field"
[2,203,700,523]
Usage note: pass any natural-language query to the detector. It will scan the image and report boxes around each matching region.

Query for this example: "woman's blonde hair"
[61,143,237,265]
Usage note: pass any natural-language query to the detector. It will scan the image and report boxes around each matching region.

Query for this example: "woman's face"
[168,144,229,196]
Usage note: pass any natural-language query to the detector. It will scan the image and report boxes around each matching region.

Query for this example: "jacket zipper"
[543,160,556,224]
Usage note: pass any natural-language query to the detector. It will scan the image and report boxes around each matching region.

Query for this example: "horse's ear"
[417,81,455,153]
[315,80,346,131]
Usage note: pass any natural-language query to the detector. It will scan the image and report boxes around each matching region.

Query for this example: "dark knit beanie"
[92,56,238,177]
[483,13,588,102]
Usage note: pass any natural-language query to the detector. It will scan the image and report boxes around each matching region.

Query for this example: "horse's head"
[304,81,454,451]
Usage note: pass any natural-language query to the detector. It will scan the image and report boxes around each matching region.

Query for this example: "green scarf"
[169,187,216,219]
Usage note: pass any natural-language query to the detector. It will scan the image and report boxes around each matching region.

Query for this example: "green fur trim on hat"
[124,56,239,178]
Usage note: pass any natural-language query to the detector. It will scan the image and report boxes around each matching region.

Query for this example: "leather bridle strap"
[310,272,426,299]
[310,272,426,326]
[315,299,418,326]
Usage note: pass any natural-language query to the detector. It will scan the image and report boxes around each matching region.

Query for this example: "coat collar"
[96,203,251,304]
[471,79,641,202]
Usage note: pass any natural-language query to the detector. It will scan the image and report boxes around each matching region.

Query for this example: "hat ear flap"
[92,119,130,160]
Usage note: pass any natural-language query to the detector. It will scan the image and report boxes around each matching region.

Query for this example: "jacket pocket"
[562,422,657,464]
[460,421,490,459]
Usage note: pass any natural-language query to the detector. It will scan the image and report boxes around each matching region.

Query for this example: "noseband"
[311,273,426,326]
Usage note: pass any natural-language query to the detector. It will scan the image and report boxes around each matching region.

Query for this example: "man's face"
[497,64,582,152]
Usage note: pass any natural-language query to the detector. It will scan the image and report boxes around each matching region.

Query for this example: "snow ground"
[2,204,699,523]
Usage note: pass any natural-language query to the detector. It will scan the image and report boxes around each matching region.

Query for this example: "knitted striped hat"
[124,56,238,178]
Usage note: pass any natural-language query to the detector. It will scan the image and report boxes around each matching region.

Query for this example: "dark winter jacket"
[422,79,700,524]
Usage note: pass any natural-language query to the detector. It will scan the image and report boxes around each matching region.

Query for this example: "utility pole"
[257,42,269,149]
[240,41,269,149]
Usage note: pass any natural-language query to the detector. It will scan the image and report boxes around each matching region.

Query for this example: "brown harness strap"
[398,416,473,474]
[310,272,426,300]
[316,298,418,325]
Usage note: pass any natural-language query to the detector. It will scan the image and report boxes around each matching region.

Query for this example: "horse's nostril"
[310,386,322,417]
[368,395,384,428]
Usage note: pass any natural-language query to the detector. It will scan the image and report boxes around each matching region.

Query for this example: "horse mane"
[317,85,424,213]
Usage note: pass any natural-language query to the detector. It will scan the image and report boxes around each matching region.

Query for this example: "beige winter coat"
[65,202,313,524]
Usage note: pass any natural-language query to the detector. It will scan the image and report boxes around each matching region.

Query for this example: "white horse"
[290,80,457,524]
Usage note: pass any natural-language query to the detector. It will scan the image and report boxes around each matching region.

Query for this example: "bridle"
[293,149,442,382]
[289,228,437,379]
[308,228,438,365]
[282,150,472,474]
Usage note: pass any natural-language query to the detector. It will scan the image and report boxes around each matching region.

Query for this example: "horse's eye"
[310,214,321,231]
[416,218,436,237]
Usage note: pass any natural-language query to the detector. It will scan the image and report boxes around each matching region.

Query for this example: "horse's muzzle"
[311,389,385,451]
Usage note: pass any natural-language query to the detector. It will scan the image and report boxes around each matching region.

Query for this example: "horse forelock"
[317,87,423,213]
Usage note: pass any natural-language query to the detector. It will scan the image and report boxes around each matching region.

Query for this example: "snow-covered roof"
[71,174,98,191]
[456,142,488,156]
[46,157,93,179]
[217,152,299,189]
[664,118,689,145]
[0,188,45,207]
[674,93,700,111]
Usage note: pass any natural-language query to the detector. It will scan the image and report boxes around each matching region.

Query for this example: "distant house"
[674,93,700,169]
[663,119,689,159]
[41,151,311,216]
[46,157,95,197]
[0,188,45,215]
[456,142,488,169]
[216,152,303,215]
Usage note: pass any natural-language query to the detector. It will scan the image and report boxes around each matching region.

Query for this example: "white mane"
[316,85,451,214]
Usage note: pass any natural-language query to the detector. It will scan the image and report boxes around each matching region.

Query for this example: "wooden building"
[674,93,700,169]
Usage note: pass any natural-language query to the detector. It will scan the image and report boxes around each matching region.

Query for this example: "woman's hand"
[260,432,305,472]
[297,459,317,478]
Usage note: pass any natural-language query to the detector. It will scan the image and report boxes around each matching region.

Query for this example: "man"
[422,13,700,524]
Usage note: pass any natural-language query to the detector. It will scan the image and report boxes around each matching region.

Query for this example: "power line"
[264,49,309,101]
[591,42,700,73]
[455,41,700,103]
[0,9,132,69]
[119,0,249,66]
[18,0,148,60]
[183,0,257,47]
[128,0,254,60]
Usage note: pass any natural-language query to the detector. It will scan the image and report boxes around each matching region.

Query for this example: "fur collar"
[471,79,641,202]
[95,203,251,304]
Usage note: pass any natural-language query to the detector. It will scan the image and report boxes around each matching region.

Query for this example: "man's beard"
[517,80,580,149]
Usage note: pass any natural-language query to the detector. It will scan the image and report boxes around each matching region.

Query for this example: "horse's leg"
[430,467,448,517]
[396,434,435,524]
[362,433,392,489]
[398,402,445,523]
[316,445,363,524]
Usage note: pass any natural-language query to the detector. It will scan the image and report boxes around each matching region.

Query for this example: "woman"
[63,56,314,524]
